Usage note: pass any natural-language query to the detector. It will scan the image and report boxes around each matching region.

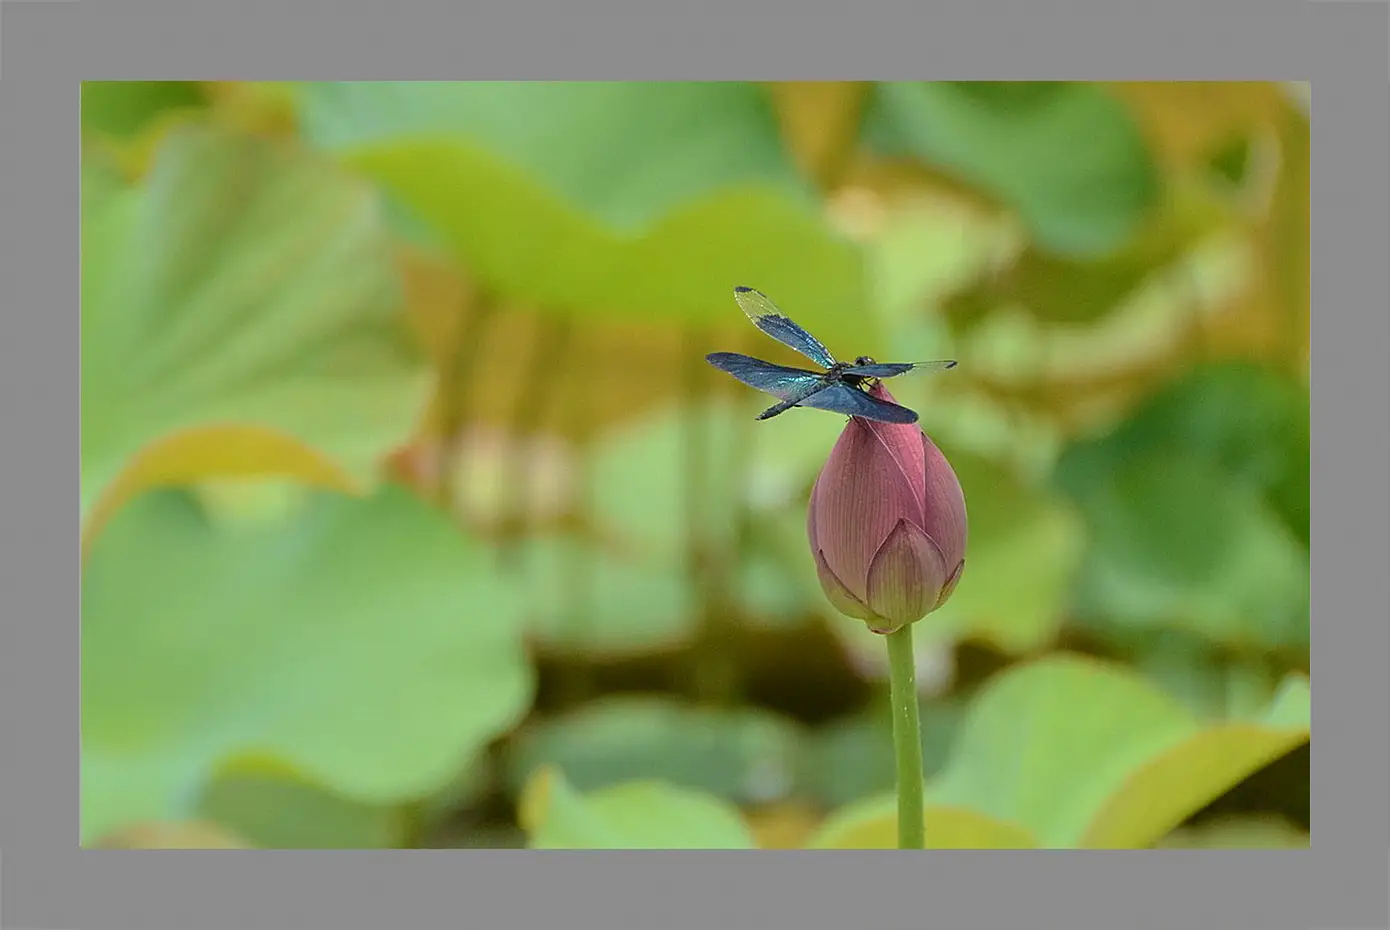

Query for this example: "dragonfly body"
[705,286,955,425]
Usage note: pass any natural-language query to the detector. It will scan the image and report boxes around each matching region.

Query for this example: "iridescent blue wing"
[799,381,920,424]
[842,360,957,379]
[705,352,830,400]
[732,286,838,370]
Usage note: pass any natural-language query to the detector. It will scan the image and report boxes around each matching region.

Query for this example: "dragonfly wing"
[706,352,829,401]
[732,286,838,369]
[753,371,846,420]
[842,360,957,378]
[800,382,920,424]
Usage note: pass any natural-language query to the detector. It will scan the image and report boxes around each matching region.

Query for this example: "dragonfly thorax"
[822,356,881,392]
[826,355,876,376]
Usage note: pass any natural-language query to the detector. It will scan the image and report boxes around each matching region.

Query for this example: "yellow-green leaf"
[519,767,756,849]
[297,82,868,344]
[929,655,1309,848]
[808,793,1036,849]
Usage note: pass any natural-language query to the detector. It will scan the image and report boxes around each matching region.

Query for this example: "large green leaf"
[520,767,756,849]
[927,655,1310,848]
[1068,454,1308,650]
[80,485,535,844]
[1058,362,1310,544]
[300,82,808,231]
[81,127,430,541]
[865,82,1161,257]
[1056,365,1309,651]
[504,697,804,806]
[296,81,867,337]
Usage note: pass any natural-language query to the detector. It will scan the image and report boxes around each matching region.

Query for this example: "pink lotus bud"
[807,384,968,635]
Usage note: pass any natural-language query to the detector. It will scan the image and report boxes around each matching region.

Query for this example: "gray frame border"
[3,1,1379,928]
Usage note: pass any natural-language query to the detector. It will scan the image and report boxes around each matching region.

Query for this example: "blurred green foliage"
[80,80,1309,850]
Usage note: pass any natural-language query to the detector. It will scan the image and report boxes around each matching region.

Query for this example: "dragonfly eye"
[854,355,875,366]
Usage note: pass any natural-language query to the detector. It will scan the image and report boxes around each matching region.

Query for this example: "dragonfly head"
[853,355,876,366]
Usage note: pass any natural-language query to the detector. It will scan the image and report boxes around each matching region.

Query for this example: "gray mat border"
[2,0,1378,929]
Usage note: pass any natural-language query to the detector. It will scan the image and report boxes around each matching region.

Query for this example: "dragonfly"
[705,286,956,425]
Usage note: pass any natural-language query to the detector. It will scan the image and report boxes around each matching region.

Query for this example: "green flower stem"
[885,624,925,849]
